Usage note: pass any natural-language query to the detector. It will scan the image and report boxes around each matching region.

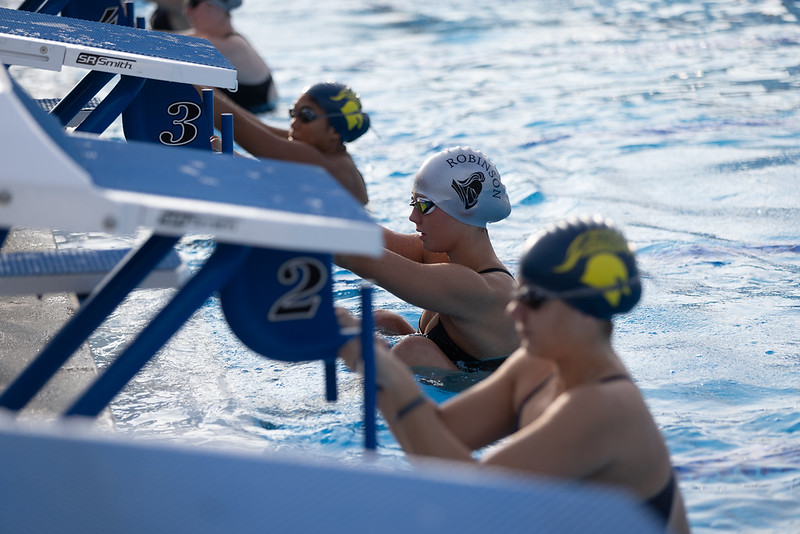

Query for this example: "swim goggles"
[410,196,436,215]
[289,106,344,124]
[512,276,640,310]
[511,285,552,309]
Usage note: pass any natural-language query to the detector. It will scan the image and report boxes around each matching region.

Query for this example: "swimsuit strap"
[598,374,631,384]
[478,267,514,277]
[513,373,555,431]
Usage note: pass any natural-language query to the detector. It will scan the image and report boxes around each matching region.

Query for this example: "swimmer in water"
[339,216,691,533]
[336,146,517,371]
[212,81,371,205]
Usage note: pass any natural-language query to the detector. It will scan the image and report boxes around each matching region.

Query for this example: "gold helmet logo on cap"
[552,228,633,308]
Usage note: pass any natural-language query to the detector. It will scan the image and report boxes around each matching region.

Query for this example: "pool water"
[19,0,800,531]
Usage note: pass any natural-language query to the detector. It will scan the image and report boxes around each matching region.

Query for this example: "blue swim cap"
[204,0,242,11]
[519,216,641,320]
[303,82,370,143]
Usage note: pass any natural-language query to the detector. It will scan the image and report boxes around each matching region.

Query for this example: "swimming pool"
[36,0,800,531]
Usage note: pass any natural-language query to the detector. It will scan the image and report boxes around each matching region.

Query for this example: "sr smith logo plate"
[75,52,135,70]
[159,211,237,232]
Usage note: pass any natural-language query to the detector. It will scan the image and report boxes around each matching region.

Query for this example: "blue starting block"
[0,247,188,298]
[0,6,236,134]
[0,62,381,449]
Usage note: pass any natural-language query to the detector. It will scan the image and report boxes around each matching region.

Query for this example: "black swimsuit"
[150,7,179,31]
[221,75,276,114]
[515,373,676,525]
[147,13,278,114]
[645,472,676,526]
[422,267,513,373]
[578,375,676,524]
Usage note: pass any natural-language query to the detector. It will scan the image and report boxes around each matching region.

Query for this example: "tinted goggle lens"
[410,197,436,214]
[289,106,318,123]
[511,285,550,309]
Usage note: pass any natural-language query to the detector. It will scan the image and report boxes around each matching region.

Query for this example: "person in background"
[163,0,278,113]
[149,0,191,31]
[336,146,517,372]
[339,216,691,533]
[212,81,371,205]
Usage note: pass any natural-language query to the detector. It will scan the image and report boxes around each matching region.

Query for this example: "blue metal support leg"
[76,75,146,135]
[36,0,70,15]
[202,88,214,134]
[0,234,179,412]
[123,0,134,26]
[17,0,47,11]
[221,113,234,154]
[361,285,377,450]
[324,360,337,402]
[65,243,252,418]
[51,70,115,127]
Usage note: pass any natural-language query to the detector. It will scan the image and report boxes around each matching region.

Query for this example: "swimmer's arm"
[390,394,476,461]
[207,34,271,77]
[480,389,614,478]
[339,310,504,462]
[212,90,290,146]
[211,91,366,202]
[336,313,469,458]
[437,354,522,449]
[336,250,502,318]
[381,228,449,264]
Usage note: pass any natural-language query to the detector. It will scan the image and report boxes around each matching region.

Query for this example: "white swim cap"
[413,147,511,228]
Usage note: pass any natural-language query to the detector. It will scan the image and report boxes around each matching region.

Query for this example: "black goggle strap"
[290,107,349,122]
[514,275,641,303]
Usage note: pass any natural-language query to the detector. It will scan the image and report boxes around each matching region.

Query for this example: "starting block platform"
[0,6,237,89]
[0,58,381,429]
[0,247,188,297]
[0,5,236,135]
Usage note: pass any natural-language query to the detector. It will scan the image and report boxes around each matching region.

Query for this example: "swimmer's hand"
[210,134,222,153]
[336,308,367,373]
[336,308,409,390]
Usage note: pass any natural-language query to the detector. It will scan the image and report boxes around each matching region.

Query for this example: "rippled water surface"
[15,0,800,531]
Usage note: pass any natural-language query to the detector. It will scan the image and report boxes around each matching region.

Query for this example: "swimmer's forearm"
[211,91,289,154]
[373,349,474,461]
[387,397,475,461]
[337,313,475,462]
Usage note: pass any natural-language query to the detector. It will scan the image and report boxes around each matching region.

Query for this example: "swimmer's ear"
[326,124,343,145]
